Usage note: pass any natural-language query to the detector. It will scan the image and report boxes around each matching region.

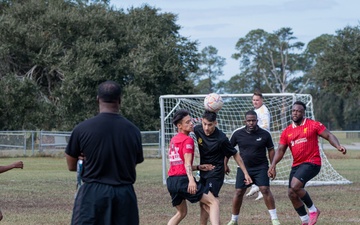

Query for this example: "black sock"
[295,205,307,216]
[301,191,313,208]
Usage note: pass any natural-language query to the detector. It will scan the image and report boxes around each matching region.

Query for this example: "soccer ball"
[204,93,223,112]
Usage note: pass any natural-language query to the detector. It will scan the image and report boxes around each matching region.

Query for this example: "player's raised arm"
[0,161,23,173]
[319,129,347,155]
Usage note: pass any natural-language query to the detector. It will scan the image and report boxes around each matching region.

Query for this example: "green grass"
[0,150,359,224]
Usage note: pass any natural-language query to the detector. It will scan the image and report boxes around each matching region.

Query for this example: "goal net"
[160,93,351,186]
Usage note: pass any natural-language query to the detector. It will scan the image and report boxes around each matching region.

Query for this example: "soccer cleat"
[272,219,281,225]
[309,208,321,225]
[226,220,238,225]
[255,191,263,200]
[246,185,260,197]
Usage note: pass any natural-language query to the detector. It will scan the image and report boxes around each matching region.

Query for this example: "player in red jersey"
[268,101,346,225]
[167,109,220,225]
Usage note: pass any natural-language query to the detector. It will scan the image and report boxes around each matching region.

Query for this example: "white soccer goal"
[160,93,352,186]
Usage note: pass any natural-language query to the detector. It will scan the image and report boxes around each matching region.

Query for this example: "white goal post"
[160,93,352,186]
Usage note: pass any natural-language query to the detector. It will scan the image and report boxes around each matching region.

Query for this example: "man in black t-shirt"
[194,111,251,225]
[226,110,280,225]
[65,80,144,225]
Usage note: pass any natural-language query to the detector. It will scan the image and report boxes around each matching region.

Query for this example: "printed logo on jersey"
[303,128,308,134]
[288,133,293,137]
[291,140,295,146]
[291,138,308,147]
[168,143,183,166]
[198,137,203,146]
[186,144,193,150]
[256,137,262,141]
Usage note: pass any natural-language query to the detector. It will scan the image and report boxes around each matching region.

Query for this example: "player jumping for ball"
[166,109,220,225]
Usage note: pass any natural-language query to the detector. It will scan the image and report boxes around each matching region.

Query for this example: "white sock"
[231,214,239,221]
[300,214,309,223]
[308,204,316,213]
[268,209,278,220]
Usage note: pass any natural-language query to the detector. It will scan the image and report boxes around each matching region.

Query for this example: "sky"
[111,0,359,81]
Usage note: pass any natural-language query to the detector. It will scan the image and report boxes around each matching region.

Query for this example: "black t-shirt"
[65,113,144,185]
[230,126,274,169]
[194,125,237,179]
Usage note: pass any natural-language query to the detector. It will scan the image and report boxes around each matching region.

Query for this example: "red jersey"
[168,132,195,176]
[279,118,326,167]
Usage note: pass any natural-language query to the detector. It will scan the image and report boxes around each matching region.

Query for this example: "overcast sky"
[111,0,359,80]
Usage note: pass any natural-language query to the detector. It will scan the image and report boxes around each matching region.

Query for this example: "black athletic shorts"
[167,175,204,206]
[289,163,321,188]
[71,182,139,225]
[235,166,270,189]
[199,176,224,197]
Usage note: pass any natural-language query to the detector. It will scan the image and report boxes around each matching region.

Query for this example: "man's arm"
[319,129,347,155]
[65,153,78,171]
[0,161,23,173]
[232,152,252,185]
[268,144,287,179]
[267,147,275,164]
[184,153,197,194]
[224,157,230,175]
[192,164,215,171]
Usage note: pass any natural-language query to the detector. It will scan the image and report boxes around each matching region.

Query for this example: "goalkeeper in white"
[248,91,271,200]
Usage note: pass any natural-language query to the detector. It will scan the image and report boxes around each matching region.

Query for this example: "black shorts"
[167,176,204,206]
[235,166,269,189]
[289,163,321,188]
[72,182,139,225]
[199,176,224,197]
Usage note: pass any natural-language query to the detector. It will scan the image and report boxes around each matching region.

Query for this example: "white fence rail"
[0,130,161,157]
[0,130,358,157]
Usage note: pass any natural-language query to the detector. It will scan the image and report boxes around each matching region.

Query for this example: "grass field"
[0,150,359,225]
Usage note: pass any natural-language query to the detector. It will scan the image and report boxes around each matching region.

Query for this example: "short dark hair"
[172,109,190,126]
[245,110,257,118]
[97,81,122,103]
[202,110,217,122]
[253,91,263,99]
[293,101,306,110]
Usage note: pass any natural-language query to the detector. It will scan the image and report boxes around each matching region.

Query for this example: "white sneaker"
[226,220,238,225]
[246,185,260,197]
[272,219,281,225]
[255,191,263,200]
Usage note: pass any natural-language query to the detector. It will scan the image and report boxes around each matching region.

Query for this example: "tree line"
[0,0,359,131]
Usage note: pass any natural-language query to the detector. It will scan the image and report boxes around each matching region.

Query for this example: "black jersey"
[194,125,237,179]
[65,113,144,185]
[230,126,274,169]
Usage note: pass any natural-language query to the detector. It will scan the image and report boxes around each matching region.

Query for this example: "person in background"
[65,80,144,225]
[0,161,24,221]
[226,110,280,225]
[268,101,347,225]
[194,110,252,225]
[247,91,271,200]
[166,109,220,225]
